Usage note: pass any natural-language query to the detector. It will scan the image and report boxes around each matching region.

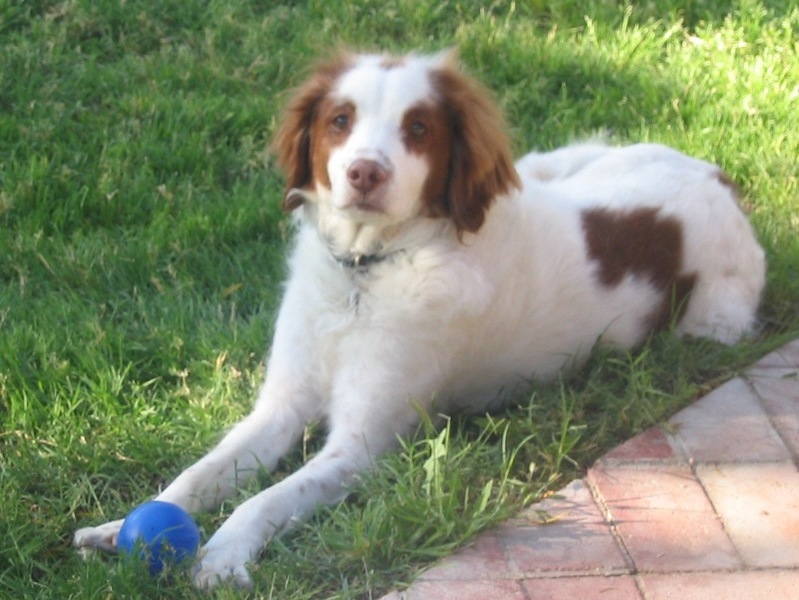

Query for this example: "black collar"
[333,247,410,272]
[335,253,389,271]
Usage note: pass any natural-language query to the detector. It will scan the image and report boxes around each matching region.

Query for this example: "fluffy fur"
[74,49,766,589]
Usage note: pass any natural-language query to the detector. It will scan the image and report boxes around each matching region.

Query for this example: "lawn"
[1,0,797,598]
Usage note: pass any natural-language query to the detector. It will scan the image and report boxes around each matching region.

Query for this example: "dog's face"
[313,54,449,223]
[273,50,520,258]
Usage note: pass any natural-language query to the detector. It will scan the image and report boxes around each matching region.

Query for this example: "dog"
[74,49,766,589]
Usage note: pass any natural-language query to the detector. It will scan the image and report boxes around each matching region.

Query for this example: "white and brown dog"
[74,49,766,589]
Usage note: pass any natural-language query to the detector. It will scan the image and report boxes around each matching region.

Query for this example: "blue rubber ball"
[117,501,201,574]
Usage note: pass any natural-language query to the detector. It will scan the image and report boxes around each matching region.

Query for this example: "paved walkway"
[381,340,799,600]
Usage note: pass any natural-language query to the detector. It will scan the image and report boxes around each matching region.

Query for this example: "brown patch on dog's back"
[582,207,681,287]
[582,207,697,331]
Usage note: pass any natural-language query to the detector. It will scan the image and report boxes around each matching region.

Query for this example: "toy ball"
[117,501,201,574]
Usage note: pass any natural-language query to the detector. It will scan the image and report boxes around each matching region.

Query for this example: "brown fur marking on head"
[398,100,452,212]
[427,65,521,233]
[271,53,354,211]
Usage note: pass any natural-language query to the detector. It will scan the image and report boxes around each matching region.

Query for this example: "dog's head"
[272,50,520,252]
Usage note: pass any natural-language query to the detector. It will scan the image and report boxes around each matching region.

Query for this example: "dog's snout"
[347,159,389,194]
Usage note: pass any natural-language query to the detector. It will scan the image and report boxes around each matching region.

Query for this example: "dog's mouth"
[352,197,382,213]
[341,187,387,214]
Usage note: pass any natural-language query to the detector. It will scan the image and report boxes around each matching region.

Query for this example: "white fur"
[74,52,766,589]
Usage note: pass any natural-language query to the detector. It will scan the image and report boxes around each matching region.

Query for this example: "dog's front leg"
[74,274,326,557]
[191,384,425,590]
[156,398,312,512]
[190,441,363,588]
[73,384,315,555]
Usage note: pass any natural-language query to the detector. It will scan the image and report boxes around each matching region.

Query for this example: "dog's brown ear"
[271,54,352,212]
[428,58,520,233]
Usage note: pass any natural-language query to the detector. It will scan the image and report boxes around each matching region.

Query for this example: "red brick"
[502,480,629,574]
[587,465,741,572]
[668,378,790,462]
[748,369,799,456]
[521,575,644,599]
[642,570,799,600]
[385,579,527,600]
[697,462,799,568]
[418,533,510,581]
[601,426,682,463]
[749,339,799,370]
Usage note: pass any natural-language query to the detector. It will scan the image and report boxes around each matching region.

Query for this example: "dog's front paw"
[73,519,125,556]
[192,540,255,590]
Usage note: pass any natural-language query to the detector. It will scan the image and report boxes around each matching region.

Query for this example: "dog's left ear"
[429,54,521,233]
[272,54,352,211]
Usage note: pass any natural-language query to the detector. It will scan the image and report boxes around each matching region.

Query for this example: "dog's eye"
[409,121,428,137]
[332,114,350,130]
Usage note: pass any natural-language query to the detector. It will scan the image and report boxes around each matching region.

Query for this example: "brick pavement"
[381,339,799,599]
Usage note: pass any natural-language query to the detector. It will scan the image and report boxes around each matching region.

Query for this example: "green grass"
[1,0,797,598]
